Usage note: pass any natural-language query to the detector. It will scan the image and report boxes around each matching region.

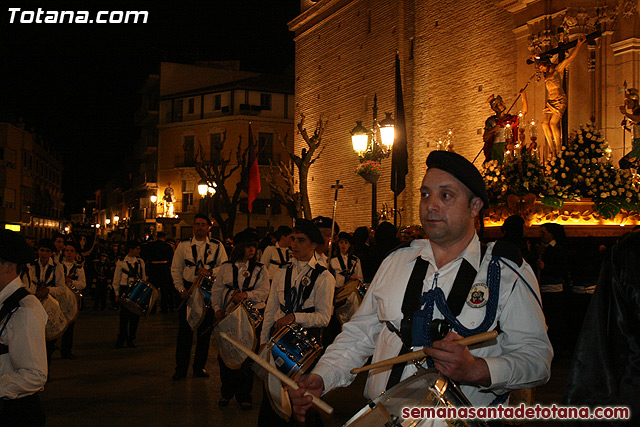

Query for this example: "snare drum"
[269,323,321,379]
[213,300,260,369]
[120,280,157,316]
[41,295,68,341]
[49,285,79,324]
[344,368,489,427]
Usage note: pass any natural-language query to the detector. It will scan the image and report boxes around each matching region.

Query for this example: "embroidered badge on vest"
[301,276,311,286]
[242,270,251,278]
[207,248,213,255]
[466,283,489,308]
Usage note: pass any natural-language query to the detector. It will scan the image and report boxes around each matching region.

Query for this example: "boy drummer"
[258,218,335,426]
[112,241,146,348]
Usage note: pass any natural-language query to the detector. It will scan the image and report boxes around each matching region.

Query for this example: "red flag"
[247,123,261,212]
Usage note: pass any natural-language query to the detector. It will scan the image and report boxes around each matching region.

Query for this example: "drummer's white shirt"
[171,237,227,292]
[211,260,270,311]
[23,259,65,295]
[112,256,147,295]
[62,261,87,291]
[260,243,290,281]
[0,276,48,399]
[329,253,364,288]
[260,255,335,345]
[313,235,552,413]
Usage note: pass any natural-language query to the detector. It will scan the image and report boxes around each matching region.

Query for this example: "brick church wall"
[292,0,518,231]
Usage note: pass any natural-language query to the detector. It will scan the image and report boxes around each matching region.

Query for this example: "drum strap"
[123,261,140,279]
[33,263,55,290]
[283,265,327,314]
[386,247,487,390]
[336,255,357,278]
[230,260,259,292]
[63,264,79,280]
[0,287,30,355]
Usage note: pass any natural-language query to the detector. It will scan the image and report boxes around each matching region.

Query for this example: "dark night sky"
[1,1,300,214]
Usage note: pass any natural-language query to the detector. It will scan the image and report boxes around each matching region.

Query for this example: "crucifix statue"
[529,35,587,159]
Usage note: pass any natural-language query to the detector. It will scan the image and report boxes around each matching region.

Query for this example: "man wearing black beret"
[258,218,335,425]
[0,230,47,425]
[291,150,552,425]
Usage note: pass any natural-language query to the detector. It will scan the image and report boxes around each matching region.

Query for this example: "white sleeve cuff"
[482,356,509,391]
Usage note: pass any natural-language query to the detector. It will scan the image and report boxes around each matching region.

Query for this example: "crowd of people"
[1,151,639,426]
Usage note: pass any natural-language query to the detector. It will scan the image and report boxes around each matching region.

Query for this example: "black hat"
[38,238,56,252]
[233,229,259,246]
[313,216,340,233]
[426,151,489,209]
[293,218,324,245]
[126,240,141,251]
[0,230,34,265]
[275,225,292,239]
[337,231,353,244]
[193,213,212,226]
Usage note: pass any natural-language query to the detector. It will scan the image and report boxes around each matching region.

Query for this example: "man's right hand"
[289,373,324,424]
[180,289,190,299]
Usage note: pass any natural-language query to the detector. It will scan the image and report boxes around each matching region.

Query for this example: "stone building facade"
[289,0,640,231]
[0,122,64,239]
[156,62,295,239]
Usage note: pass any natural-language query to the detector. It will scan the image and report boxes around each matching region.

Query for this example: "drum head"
[343,368,483,427]
[187,289,206,330]
[50,286,79,324]
[41,295,68,341]
[265,351,292,421]
[213,304,257,369]
[335,292,361,324]
[335,279,362,304]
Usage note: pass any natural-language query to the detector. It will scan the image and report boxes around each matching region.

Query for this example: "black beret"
[312,216,340,233]
[337,232,353,244]
[275,225,292,238]
[233,229,259,246]
[38,238,56,252]
[193,213,212,226]
[126,240,141,251]
[293,218,324,245]
[426,151,489,208]
[0,230,34,265]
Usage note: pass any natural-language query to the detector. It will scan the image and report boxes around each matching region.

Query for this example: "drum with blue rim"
[121,280,157,316]
[269,323,321,379]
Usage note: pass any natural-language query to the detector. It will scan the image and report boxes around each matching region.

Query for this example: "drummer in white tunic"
[171,213,228,381]
[260,226,292,281]
[290,151,552,425]
[112,241,146,349]
[258,218,335,426]
[0,231,47,426]
[212,229,269,410]
[24,239,65,363]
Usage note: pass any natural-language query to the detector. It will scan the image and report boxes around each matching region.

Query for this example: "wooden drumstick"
[219,332,334,415]
[350,330,499,374]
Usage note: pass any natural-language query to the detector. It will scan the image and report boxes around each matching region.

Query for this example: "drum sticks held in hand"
[219,332,334,415]
[350,330,499,374]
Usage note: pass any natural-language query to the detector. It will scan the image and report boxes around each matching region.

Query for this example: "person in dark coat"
[361,221,400,283]
[564,231,640,425]
[143,232,175,313]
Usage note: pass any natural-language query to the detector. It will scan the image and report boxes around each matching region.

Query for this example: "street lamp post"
[351,94,395,229]
[197,178,217,216]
